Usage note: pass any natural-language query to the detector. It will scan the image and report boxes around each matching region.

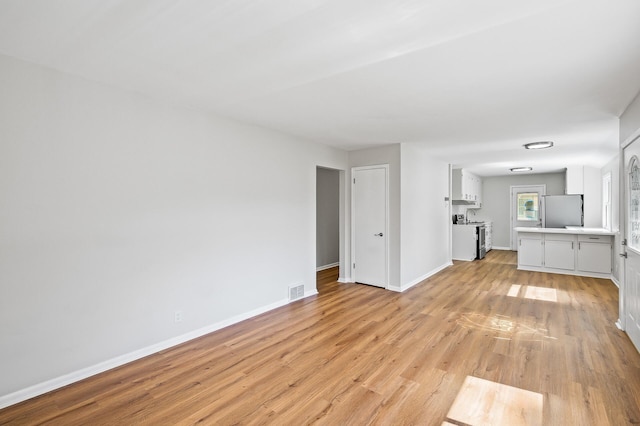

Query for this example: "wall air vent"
[289,284,305,301]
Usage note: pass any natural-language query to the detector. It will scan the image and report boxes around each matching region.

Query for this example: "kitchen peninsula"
[515,227,616,279]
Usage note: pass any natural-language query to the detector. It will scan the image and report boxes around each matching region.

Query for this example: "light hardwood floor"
[2,250,640,425]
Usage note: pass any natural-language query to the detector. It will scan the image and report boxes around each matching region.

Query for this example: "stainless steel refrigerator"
[542,194,584,228]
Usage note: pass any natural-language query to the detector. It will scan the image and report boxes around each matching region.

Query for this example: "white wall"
[316,167,340,268]
[475,173,565,248]
[399,144,451,290]
[0,54,348,402]
[621,92,640,145]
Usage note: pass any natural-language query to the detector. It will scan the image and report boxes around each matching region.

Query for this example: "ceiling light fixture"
[524,141,554,150]
[510,167,533,172]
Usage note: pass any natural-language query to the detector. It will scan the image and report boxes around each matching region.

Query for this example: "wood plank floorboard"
[2,250,640,425]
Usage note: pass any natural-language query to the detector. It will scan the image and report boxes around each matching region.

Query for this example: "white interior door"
[352,165,388,288]
[623,139,640,352]
[510,185,546,250]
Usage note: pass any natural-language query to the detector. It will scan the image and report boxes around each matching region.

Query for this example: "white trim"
[621,128,640,149]
[337,277,353,283]
[602,172,612,231]
[316,262,339,272]
[388,262,452,293]
[304,289,319,298]
[619,143,627,331]
[491,246,512,251]
[611,276,620,288]
[0,295,309,410]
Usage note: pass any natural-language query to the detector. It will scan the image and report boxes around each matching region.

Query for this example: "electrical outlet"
[174,310,183,323]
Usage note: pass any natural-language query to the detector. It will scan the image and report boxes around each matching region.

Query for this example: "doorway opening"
[316,167,344,293]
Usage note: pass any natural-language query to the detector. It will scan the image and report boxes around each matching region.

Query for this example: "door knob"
[374,233,384,237]
[620,252,628,258]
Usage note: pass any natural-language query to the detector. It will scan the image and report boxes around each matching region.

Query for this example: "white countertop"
[514,227,616,236]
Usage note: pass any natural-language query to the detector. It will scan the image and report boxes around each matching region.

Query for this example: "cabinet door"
[471,176,477,201]
[544,240,575,270]
[519,237,543,267]
[577,242,611,273]
[453,226,477,261]
[452,169,463,200]
[463,171,471,200]
[566,166,584,194]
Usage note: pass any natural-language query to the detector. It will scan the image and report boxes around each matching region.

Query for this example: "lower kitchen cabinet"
[453,225,477,261]
[518,234,543,267]
[544,235,575,271]
[516,230,613,278]
[577,235,612,274]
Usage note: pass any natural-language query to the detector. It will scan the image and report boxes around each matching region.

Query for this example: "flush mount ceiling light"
[510,167,533,172]
[524,141,554,150]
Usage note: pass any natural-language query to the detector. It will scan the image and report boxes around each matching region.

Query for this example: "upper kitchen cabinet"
[452,168,482,206]
[565,166,602,227]
[565,166,584,194]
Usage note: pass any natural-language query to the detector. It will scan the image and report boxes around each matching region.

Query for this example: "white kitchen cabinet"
[518,234,543,267]
[577,235,612,274]
[452,168,482,205]
[565,166,584,194]
[544,235,575,271]
[472,174,482,204]
[453,225,477,261]
[516,228,613,278]
[565,165,602,228]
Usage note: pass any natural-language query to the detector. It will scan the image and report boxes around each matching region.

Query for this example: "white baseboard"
[388,261,453,293]
[316,262,339,272]
[0,295,310,410]
[337,277,353,283]
[491,246,512,251]
[304,289,319,298]
[611,276,620,288]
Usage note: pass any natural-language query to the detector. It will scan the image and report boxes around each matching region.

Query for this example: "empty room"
[2,1,640,425]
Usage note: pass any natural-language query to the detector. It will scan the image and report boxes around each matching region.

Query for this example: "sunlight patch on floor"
[508,284,558,302]
[444,376,543,426]
[457,313,556,342]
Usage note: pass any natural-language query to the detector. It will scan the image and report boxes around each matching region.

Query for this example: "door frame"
[315,166,345,282]
[351,164,389,288]
[510,184,546,250]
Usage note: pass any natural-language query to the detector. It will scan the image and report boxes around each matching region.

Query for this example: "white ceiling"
[1,0,639,176]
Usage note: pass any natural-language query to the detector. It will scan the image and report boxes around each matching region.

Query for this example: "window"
[517,193,539,221]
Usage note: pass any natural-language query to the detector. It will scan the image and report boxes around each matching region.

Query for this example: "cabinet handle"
[572,242,574,249]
